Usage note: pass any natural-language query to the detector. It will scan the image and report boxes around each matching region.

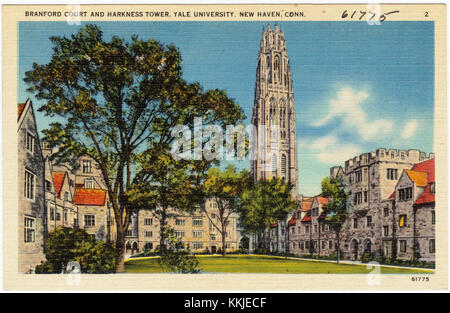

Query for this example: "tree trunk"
[115,229,126,272]
[336,231,340,264]
[160,207,167,248]
[221,222,226,257]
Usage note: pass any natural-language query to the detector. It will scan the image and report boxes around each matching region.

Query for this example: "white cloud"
[302,135,363,165]
[401,119,419,139]
[310,86,393,141]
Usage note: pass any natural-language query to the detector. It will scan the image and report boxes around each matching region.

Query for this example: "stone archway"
[351,239,359,260]
[126,241,132,252]
[132,242,139,254]
[363,239,372,254]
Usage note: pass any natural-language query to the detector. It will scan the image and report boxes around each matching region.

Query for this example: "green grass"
[124,255,432,274]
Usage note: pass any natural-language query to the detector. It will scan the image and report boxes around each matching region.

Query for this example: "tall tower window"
[266,56,271,82]
[281,154,287,180]
[271,154,277,175]
[274,55,280,83]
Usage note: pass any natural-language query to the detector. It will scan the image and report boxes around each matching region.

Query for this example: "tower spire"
[251,27,298,196]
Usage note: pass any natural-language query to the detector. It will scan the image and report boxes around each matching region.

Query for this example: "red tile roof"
[52,171,66,198]
[301,214,311,223]
[415,184,434,205]
[301,201,312,212]
[412,158,434,183]
[316,196,329,205]
[389,191,395,199]
[413,158,435,206]
[18,102,26,121]
[73,188,107,206]
[288,217,297,226]
[270,222,278,228]
[318,211,327,220]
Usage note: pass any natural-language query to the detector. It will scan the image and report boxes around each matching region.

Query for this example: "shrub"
[157,226,200,273]
[75,241,116,273]
[360,251,373,263]
[35,227,116,274]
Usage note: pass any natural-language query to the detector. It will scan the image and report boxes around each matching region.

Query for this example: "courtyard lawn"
[124,255,432,274]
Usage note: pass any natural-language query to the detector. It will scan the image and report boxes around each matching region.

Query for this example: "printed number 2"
[425,12,429,17]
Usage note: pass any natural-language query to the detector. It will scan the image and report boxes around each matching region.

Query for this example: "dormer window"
[399,187,413,201]
[85,179,94,189]
[82,160,92,173]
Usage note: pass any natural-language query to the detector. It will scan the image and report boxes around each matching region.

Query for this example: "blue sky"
[18,21,434,196]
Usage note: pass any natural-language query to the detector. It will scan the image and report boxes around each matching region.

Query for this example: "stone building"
[18,99,46,273]
[41,143,114,242]
[288,196,336,257]
[336,148,434,260]
[287,148,435,263]
[287,198,312,255]
[382,158,435,262]
[125,199,240,254]
[250,25,299,252]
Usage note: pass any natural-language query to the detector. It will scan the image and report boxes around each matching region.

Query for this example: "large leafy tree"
[239,178,297,249]
[202,165,251,256]
[321,175,351,264]
[24,24,244,272]
[127,145,200,248]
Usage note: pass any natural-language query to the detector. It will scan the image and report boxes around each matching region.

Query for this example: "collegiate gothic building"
[250,25,299,252]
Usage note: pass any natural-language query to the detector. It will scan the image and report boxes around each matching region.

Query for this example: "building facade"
[125,199,240,254]
[18,99,46,273]
[41,142,115,243]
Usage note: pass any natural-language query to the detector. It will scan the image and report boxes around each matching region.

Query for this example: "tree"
[24,24,244,272]
[128,145,199,248]
[239,178,297,249]
[202,165,251,256]
[321,175,351,264]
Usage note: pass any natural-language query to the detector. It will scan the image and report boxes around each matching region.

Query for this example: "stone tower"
[250,25,298,195]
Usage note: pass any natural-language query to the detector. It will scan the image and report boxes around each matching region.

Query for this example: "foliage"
[75,241,117,273]
[321,175,351,263]
[157,226,200,273]
[238,177,297,248]
[24,24,244,271]
[128,146,201,247]
[360,251,374,263]
[321,175,350,229]
[35,227,116,273]
[201,165,251,255]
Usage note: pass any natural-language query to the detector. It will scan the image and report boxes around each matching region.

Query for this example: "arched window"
[269,98,276,126]
[274,55,280,82]
[281,154,287,180]
[279,100,286,130]
[271,154,277,174]
[266,56,271,82]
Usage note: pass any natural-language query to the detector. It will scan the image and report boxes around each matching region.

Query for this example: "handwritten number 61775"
[341,10,400,22]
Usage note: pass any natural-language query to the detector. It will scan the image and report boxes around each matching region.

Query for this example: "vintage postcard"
[2,3,447,291]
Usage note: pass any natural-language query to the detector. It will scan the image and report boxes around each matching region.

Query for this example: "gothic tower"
[251,25,298,196]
